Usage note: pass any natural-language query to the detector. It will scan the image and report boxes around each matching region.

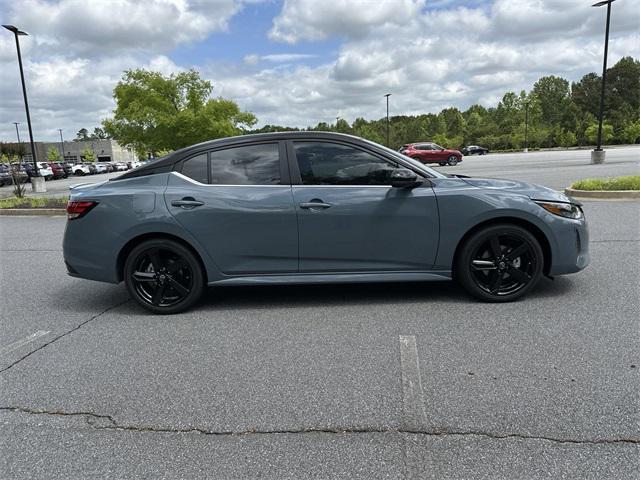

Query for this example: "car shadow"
[54,275,578,316]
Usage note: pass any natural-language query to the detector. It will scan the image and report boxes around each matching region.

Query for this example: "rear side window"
[181,153,208,184]
[210,143,280,185]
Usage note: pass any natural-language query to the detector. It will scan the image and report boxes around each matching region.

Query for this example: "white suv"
[72,164,91,176]
[36,162,54,180]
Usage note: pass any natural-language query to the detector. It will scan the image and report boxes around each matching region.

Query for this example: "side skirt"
[208,271,452,286]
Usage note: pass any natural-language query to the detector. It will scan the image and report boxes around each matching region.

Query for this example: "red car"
[48,162,67,179]
[399,142,463,166]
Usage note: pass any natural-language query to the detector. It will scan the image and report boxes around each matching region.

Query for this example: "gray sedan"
[63,132,589,314]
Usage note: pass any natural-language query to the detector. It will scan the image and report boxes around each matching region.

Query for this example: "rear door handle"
[299,201,332,210]
[171,198,204,209]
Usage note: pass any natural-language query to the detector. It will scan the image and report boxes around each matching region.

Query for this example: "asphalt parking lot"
[0,151,639,479]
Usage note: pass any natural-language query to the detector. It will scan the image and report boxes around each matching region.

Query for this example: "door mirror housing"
[390,168,421,188]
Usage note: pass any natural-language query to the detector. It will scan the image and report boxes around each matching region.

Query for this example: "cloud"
[2,0,245,57]
[0,0,638,142]
[269,0,426,43]
[244,53,317,65]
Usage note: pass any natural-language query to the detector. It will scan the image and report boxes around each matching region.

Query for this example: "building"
[3,139,137,164]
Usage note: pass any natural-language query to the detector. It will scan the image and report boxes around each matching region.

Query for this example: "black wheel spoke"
[507,267,531,283]
[151,283,167,306]
[489,235,502,260]
[168,277,190,297]
[489,271,502,293]
[472,260,496,271]
[506,243,528,261]
[133,271,156,283]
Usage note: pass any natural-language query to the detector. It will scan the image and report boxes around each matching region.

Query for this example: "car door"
[288,140,439,272]
[165,141,298,275]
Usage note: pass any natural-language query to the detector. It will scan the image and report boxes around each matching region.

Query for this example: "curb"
[565,188,640,200]
[0,208,66,216]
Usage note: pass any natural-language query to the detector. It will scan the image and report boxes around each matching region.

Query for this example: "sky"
[0,0,638,142]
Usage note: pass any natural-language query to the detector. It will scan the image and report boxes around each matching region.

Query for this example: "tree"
[103,69,257,157]
[91,127,109,139]
[622,121,640,144]
[531,76,573,128]
[585,123,614,144]
[47,147,61,162]
[82,148,96,162]
[75,128,89,141]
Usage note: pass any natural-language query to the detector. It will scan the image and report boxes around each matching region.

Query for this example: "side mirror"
[391,168,421,188]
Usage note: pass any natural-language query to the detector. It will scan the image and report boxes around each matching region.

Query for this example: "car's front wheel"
[447,155,459,166]
[124,239,204,314]
[455,224,543,302]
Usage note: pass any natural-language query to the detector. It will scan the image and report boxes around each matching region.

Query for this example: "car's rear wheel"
[74,170,85,176]
[124,239,204,314]
[447,155,459,166]
[455,224,543,302]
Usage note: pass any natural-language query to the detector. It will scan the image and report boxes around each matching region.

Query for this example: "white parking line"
[399,335,427,430]
[0,330,50,356]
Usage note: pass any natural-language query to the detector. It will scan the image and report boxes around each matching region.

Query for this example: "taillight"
[67,201,98,220]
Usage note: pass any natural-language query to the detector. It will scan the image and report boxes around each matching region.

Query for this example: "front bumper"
[548,216,590,275]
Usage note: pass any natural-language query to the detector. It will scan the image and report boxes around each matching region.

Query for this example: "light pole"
[384,93,391,147]
[58,128,64,159]
[591,0,616,164]
[524,101,529,153]
[13,122,21,143]
[3,24,45,191]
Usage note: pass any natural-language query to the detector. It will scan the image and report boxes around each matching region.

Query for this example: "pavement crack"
[0,299,130,374]
[2,406,638,445]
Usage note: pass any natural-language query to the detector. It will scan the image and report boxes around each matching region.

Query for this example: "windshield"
[360,138,447,178]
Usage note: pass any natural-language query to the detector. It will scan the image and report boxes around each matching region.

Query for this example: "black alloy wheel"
[447,155,459,166]
[124,239,204,314]
[456,224,543,302]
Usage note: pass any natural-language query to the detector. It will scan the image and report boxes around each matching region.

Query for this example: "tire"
[455,224,543,302]
[447,155,459,166]
[74,170,85,176]
[124,239,204,314]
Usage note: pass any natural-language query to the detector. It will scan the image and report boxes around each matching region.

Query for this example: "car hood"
[460,177,574,203]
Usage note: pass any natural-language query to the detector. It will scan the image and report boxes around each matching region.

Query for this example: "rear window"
[210,143,280,185]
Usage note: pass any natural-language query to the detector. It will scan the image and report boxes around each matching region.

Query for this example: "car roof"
[116,131,383,180]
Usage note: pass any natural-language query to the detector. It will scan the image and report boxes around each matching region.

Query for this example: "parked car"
[462,145,489,156]
[63,132,589,314]
[399,143,463,166]
[48,162,67,179]
[6,164,29,184]
[0,164,12,186]
[21,162,54,180]
[59,162,74,176]
[114,162,128,171]
[84,163,98,174]
[72,164,92,176]
[94,163,109,174]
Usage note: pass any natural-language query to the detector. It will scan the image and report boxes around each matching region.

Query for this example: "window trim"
[175,140,289,186]
[286,139,426,187]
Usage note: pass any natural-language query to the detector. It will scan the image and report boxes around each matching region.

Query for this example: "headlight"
[534,200,583,219]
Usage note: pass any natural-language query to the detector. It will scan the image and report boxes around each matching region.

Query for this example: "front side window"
[210,143,280,185]
[181,153,208,184]
[293,141,398,186]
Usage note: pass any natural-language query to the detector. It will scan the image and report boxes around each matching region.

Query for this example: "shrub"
[571,176,640,191]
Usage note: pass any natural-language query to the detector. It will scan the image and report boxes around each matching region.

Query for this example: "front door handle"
[171,198,204,209]
[299,200,332,210]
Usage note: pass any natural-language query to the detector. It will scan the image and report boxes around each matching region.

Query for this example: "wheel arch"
[116,232,208,283]
[452,216,552,277]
